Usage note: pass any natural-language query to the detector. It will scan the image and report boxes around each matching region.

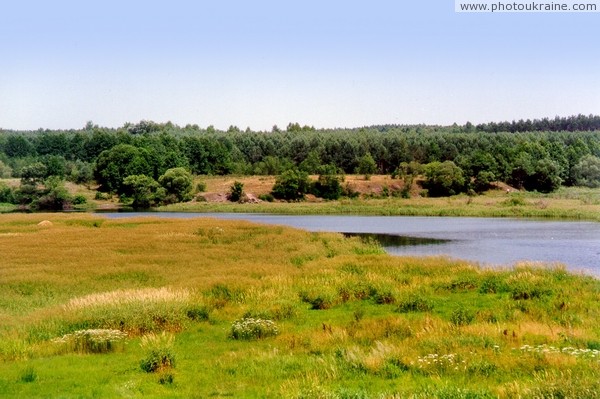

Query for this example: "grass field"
[1,213,599,398]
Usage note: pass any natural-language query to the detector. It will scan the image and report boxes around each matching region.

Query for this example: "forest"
[1,114,600,209]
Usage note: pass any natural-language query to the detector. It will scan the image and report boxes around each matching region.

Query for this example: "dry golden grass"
[63,287,191,311]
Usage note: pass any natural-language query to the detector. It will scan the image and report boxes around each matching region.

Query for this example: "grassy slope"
[0,214,599,398]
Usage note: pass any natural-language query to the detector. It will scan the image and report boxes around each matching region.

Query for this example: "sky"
[0,0,599,131]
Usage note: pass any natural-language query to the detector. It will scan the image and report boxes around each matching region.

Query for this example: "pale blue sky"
[1,0,598,130]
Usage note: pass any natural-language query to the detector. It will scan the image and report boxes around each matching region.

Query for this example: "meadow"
[0,213,599,398]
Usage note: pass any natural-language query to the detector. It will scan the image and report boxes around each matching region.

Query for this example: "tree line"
[1,115,600,208]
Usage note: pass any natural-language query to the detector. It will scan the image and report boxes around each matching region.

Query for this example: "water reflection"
[342,232,450,247]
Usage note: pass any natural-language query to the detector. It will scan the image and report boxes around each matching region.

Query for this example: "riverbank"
[3,176,600,221]
[161,185,600,222]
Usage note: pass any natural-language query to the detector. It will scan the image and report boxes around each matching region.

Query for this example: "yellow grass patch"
[62,287,191,311]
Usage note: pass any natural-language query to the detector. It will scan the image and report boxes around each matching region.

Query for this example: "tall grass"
[0,213,599,397]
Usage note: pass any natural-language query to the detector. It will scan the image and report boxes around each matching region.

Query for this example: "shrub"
[32,177,73,210]
[342,183,360,198]
[355,153,378,180]
[423,161,466,197]
[572,155,600,188]
[503,195,527,206]
[258,193,274,202]
[158,167,194,202]
[0,183,15,204]
[272,169,311,201]
[473,170,496,193]
[228,181,244,202]
[140,332,176,373]
[72,194,87,205]
[121,174,165,208]
[94,191,111,200]
[0,160,13,178]
[196,181,207,193]
[311,165,343,200]
[230,317,279,340]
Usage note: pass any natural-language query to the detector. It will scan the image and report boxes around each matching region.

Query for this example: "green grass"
[0,214,599,397]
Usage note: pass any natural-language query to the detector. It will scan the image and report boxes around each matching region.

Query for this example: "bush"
[230,317,279,340]
[94,191,111,200]
[158,167,194,202]
[72,194,87,205]
[33,177,73,210]
[121,174,165,208]
[0,160,13,178]
[311,165,343,200]
[423,161,466,197]
[0,183,15,204]
[228,181,244,202]
[473,170,495,193]
[139,332,176,373]
[258,193,274,202]
[572,155,600,188]
[272,169,311,201]
[355,153,377,180]
[196,181,207,192]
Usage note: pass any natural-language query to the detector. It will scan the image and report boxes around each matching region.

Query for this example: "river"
[101,212,600,276]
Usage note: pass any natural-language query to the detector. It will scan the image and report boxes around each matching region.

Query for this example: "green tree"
[158,167,194,202]
[272,169,311,201]
[355,153,377,180]
[42,155,67,178]
[299,150,322,174]
[527,159,562,193]
[423,161,466,197]
[571,155,600,188]
[34,176,73,210]
[4,135,35,158]
[254,156,293,176]
[0,182,15,204]
[66,160,94,184]
[94,144,153,193]
[0,160,13,178]
[20,162,47,186]
[473,170,496,193]
[121,175,165,208]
